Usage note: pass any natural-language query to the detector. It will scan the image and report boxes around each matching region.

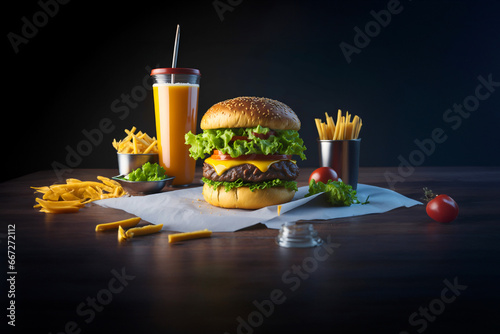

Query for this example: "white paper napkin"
[94,184,422,232]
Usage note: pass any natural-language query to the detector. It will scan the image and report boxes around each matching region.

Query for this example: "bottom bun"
[202,184,296,209]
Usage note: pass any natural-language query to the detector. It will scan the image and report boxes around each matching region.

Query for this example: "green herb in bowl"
[121,162,168,181]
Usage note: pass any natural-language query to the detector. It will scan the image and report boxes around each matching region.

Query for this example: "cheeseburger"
[185,96,306,209]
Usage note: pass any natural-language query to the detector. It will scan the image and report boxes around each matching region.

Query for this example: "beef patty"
[203,160,299,183]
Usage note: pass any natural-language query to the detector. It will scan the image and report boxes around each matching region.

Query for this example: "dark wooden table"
[1,167,499,334]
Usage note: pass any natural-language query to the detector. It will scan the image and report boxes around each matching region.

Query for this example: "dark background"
[4,0,500,182]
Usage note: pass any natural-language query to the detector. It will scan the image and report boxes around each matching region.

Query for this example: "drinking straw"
[171,24,180,83]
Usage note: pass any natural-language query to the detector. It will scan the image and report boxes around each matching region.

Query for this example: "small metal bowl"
[117,153,159,175]
[112,175,175,195]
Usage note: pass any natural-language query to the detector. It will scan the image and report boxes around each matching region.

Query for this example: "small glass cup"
[276,223,323,248]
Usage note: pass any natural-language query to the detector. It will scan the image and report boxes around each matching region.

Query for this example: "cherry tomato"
[426,194,459,223]
[309,167,338,184]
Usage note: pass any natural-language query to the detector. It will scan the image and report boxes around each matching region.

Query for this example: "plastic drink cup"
[150,68,200,185]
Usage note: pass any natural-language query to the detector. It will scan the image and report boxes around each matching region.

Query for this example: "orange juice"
[153,83,199,185]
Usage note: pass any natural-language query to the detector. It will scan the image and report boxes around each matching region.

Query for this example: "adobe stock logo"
[7,0,71,54]
[399,277,467,334]
[51,65,156,182]
[48,267,135,334]
[224,235,340,334]
[384,73,499,190]
[339,0,406,64]
[212,0,243,22]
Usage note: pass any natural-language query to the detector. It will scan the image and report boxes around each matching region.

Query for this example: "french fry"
[96,217,141,232]
[36,198,84,208]
[35,198,84,213]
[325,112,335,139]
[356,118,363,138]
[168,229,212,243]
[132,135,138,154]
[31,186,50,193]
[125,224,163,238]
[135,133,151,148]
[119,140,132,153]
[117,224,163,242]
[60,192,80,201]
[97,176,121,188]
[42,190,60,201]
[143,140,157,154]
[118,226,128,242]
[351,116,358,140]
[314,119,323,139]
[333,115,341,140]
[66,178,82,184]
[40,207,81,214]
[140,132,155,143]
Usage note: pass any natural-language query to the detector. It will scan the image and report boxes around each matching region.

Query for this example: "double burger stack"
[185,96,306,209]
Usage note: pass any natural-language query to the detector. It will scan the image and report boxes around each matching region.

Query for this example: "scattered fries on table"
[112,126,158,154]
[31,176,125,213]
[94,216,163,242]
[315,110,362,140]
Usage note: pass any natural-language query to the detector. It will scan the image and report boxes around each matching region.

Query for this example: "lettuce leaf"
[185,126,307,160]
[306,179,369,206]
[123,162,168,181]
[202,177,298,192]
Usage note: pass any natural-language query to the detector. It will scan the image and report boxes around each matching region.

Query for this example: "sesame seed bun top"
[200,96,301,130]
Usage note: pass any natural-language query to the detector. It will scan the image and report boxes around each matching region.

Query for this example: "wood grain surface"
[1,167,499,334]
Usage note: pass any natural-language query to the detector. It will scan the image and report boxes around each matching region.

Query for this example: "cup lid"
[150,68,201,76]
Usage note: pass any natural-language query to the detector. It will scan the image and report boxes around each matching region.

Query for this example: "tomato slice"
[230,131,276,142]
[253,130,276,139]
[211,150,291,161]
[230,136,250,142]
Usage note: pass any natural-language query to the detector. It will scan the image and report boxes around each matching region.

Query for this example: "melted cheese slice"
[205,157,296,176]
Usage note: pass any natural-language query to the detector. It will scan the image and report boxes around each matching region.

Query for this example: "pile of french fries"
[112,127,158,154]
[32,176,125,213]
[315,110,363,140]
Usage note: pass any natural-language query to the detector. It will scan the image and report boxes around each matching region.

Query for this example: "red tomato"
[309,167,338,184]
[426,194,459,223]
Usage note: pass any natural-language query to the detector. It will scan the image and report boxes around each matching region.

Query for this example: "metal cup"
[318,139,361,190]
[117,153,159,176]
